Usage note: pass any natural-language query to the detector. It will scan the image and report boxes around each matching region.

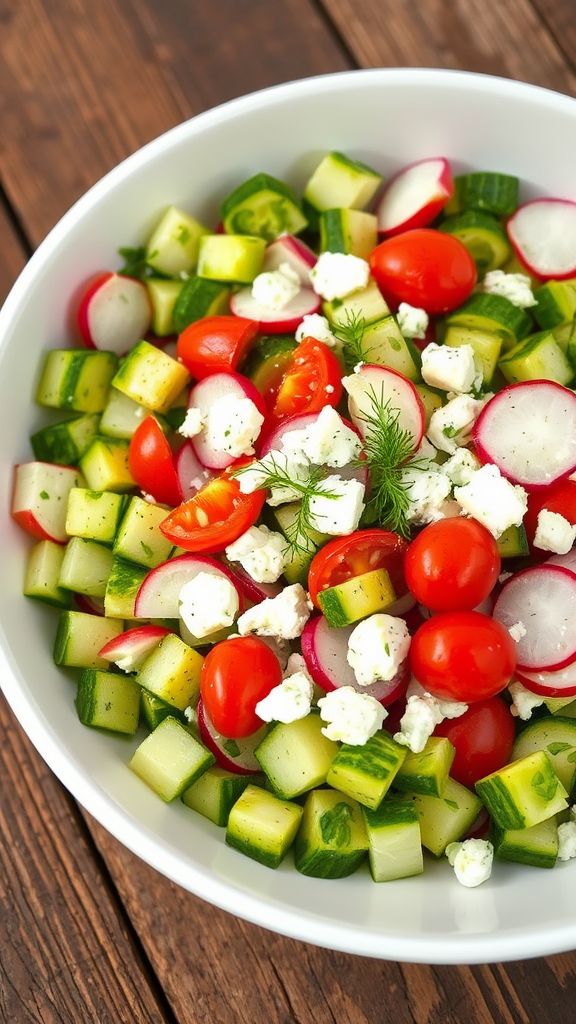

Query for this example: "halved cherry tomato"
[129,416,182,507]
[524,479,576,550]
[369,229,477,314]
[177,315,258,380]
[272,337,342,422]
[410,610,516,703]
[159,461,265,552]
[434,696,516,788]
[404,518,500,612]
[308,528,409,608]
[200,635,283,737]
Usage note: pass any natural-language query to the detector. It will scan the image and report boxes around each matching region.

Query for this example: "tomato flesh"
[272,337,342,422]
[159,463,265,552]
[435,696,516,788]
[128,416,182,507]
[369,228,477,314]
[200,636,283,738]
[308,528,409,608]
[177,315,258,380]
[404,518,500,612]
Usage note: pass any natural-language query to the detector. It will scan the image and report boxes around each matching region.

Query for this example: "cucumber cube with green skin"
[221,173,308,241]
[141,691,184,731]
[66,488,127,544]
[320,209,378,260]
[327,731,407,810]
[197,234,266,284]
[445,293,532,349]
[439,210,510,272]
[498,330,574,386]
[130,716,215,802]
[393,737,456,798]
[226,784,303,868]
[544,697,576,716]
[533,280,576,330]
[76,669,141,735]
[409,776,483,856]
[511,716,576,794]
[104,556,148,619]
[172,277,231,334]
[267,501,328,586]
[362,800,424,882]
[323,280,390,328]
[294,789,368,879]
[53,611,124,669]
[318,567,396,629]
[492,816,559,869]
[137,633,204,711]
[24,540,72,608]
[414,384,443,428]
[444,325,503,385]
[304,151,382,213]
[255,713,339,800]
[113,496,173,568]
[182,766,253,827]
[352,315,420,382]
[146,279,184,336]
[99,390,161,441]
[145,205,210,277]
[80,437,135,492]
[444,172,519,217]
[31,413,101,466]
[112,340,190,414]
[497,523,530,558]
[476,751,568,831]
[36,349,118,413]
[58,537,115,598]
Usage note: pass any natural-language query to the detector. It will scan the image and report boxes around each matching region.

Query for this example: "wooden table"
[2,2,576,1020]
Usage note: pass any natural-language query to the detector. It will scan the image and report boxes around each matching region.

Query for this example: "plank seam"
[528,1,576,84]
[0,183,34,258]
[310,0,360,67]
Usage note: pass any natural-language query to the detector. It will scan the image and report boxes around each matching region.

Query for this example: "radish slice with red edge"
[12,462,82,543]
[507,198,576,280]
[516,662,576,698]
[473,381,576,489]
[492,564,576,672]
[343,363,425,449]
[230,286,320,333]
[301,615,409,707]
[377,157,453,236]
[262,234,317,283]
[197,698,264,774]
[134,554,244,619]
[547,548,576,573]
[258,410,368,487]
[99,625,172,671]
[74,594,105,616]
[77,272,152,354]
[174,442,216,500]
[188,371,266,471]
[224,562,282,604]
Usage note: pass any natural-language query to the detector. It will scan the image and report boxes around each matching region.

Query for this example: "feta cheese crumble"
[347,614,411,686]
[483,270,537,309]
[446,839,494,888]
[255,672,313,724]
[307,475,365,535]
[225,524,290,584]
[295,313,338,347]
[393,680,467,753]
[397,302,429,340]
[236,451,310,506]
[508,621,527,643]
[421,343,478,394]
[317,686,387,746]
[310,252,370,301]
[534,509,576,554]
[281,406,362,468]
[557,821,576,861]
[454,464,528,539]
[179,572,239,639]
[204,395,264,458]
[508,680,545,721]
[401,463,452,526]
[251,262,300,310]
[440,447,481,487]
[236,583,311,640]
[178,406,206,438]
[427,394,486,454]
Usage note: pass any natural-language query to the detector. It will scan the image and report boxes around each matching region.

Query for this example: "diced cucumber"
[146,279,184,336]
[475,751,568,830]
[497,523,530,558]
[362,800,424,882]
[393,737,455,798]
[242,334,297,396]
[31,413,101,466]
[24,540,71,608]
[511,716,576,794]
[137,633,203,710]
[498,330,574,386]
[197,234,266,284]
[304,151,382,213]
[294,789,368,878]
[79,437,135,492]
[492,816,559,869]
[226,784,303,868]
[533,280,576,330]
[323,279,390,327]
[172,277,230,333]
[53,610,124,669]
[113,497,173,568]
[99,390,158,440]
[544,696,576,717]
[182,766,252,827]
[221,173,307,241]
[141,691,182,731]
[326,730,406,810]
[444,325,502,385]
[415,384,443,428]
[36,349,118,414]
[320,209,378,259]
[351,315,420,382]
[318,568,396,628]
[255,713,338,800]
[445,293,532,348]
[409,776,483,856]
[104,556,147,619]
[268,501,328,587]
[112,340,190,414]
[66,488,127,544]
[444,172,519,216]
[439,210,511,272]
[130,716,214,801]
[58,537,114,598]
[146,205,209,277]
[75,669,140,735]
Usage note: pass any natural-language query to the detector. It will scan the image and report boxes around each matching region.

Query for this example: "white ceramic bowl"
[2,68,576,964]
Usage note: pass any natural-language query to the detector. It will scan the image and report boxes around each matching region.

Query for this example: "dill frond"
[333,311,377,372]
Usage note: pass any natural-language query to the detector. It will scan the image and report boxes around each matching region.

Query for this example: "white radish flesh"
[507,199,576,279]
[258,411,368,486]
[377,157,453,236]
[230,286,320,333]
[12,462,83,543]
[516,663,576,698]
[174,442,216,500]
[197,699,264,774]
[134,554,243,619]
[343,363,425,449]
[188,371,265,470]
[493,565,576,672]
[262,234,317,283]
[80,273,152,354]
[99,625,171,671]
[301,616,408,706]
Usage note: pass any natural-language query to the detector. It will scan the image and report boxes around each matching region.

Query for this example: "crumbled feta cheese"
[251,262,301,310]
[440,447,481,487]
[281,406,362,468]
[434,498,463,520]
[141,491,157,504]
[508,680,545,721]
[454,464,528,539]
[421,343,478,394]
[402,463,452,525]
[178,406,206,438]
[236,583,311,640]
[255,672,313,724]
[236,451,310,506]
[317,686,387,746]
[397,302,429,340]
[394,681,467,753]
[295,313,338,347]
[183,705,197,726]
[417,436,440,461]
[204,395,264,458]
[310,252,370,301]
[114,654,136,672]
[508,621,527,643]
[179,572,239,639]
[446,839,494,888]
[557,821,576,861]
[499,571,513,584]
[407,678,468,720]
[483,270,537,309]
[347,614,411,686]
[534,509,576,554]
[225,524,289,584]
[427,394,486,454]
[308,475,365,535]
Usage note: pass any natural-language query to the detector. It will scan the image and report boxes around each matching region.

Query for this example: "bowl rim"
[2,66,576,964]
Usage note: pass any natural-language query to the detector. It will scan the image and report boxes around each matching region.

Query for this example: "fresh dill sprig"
[117,245,149,280]
[333,311,377,372]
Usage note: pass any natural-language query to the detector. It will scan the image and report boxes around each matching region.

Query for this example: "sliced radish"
[262,234,317,283]
[464,808,491,841]
[230,286,320,334]
[77,272,152,354]
[197,699,264,774]
[225,562,282,604]
[492,565,576,672]
[258,410,368,486]
[134,554,243,619]
[547,548,576,573]
[74,594,105,616]
[343,364,425,449]
[474,381,576,489]
[188,370,266,471]
[516,663,576,698]
[174,442,217,500]
[12,462,83,543]
[99,625,171,671]
[507,199,576,280]
[301,615,408,707]
[377,157,453,237]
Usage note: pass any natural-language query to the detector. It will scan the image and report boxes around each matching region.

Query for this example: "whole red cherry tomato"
[177,316,258,380]
[369,229,477,314]
[200,636,283,737]
[435,696,516,788]
[129,416,182,506]
[404,518,500,612]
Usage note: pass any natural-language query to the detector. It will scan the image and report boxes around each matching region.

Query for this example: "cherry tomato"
[404,518,500,612]
[159,462,265,552]
[272,337,342,422]
[308,528,408,608]
[369,229,477,314]
[410,610,516,703]
[129,416,182,507]
[524,479,576,550]
[177,316,258,380]
[434,696,516,788]
[200,636,283,737]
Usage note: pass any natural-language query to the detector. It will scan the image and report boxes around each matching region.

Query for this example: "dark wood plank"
[0,204,26,303]
[533,0,576,71]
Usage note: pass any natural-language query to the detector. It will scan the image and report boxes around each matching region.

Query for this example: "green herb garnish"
[117,245,149,280]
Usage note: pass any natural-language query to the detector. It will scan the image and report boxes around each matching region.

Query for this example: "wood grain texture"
[0,203,26,303]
